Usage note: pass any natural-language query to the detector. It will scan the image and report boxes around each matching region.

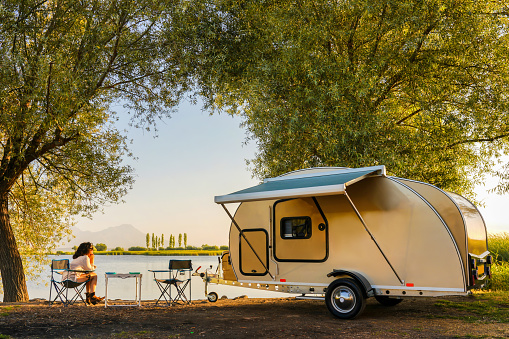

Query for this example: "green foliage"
[102,249,222,256]
[201,244,219,251]
[95,243,107,251]
[488,262,509,291]
[111,247,124,252]
[178,234,182,247]
[128,246,147,251]
[146,234,150,249]
[488,232,509,262]
[219,245,229,250]
[184,233,187,248]
[194,0,509,195]
[0,0,200,300]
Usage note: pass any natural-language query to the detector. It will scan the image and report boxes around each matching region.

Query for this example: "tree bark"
[0,191,29,302]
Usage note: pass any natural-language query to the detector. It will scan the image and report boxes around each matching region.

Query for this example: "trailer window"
[280,217,312,239]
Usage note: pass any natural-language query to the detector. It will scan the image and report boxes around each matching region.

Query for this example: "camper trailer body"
[204,166,491,318]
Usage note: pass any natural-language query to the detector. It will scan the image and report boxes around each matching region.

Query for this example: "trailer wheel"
[325,278,366,319]
[374,295,403,306]
[207,292,218,302]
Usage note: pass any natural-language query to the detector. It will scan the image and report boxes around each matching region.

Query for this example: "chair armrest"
[148,270,171,273]
[67,269,94,273]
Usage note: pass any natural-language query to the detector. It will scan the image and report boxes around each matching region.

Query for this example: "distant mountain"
[59,224,145,251]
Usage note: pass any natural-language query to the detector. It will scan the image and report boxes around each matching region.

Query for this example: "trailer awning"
[214,166,385,204]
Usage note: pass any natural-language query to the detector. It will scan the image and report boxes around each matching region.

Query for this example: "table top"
[105,272,142,278]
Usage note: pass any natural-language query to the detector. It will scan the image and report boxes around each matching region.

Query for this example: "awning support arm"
[221,204,274,280]
[344,191,404,285]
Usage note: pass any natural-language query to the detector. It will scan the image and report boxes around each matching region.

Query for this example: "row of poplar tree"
[146,233,187,249]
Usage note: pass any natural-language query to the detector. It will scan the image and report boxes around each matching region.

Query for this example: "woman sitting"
[65,242,104,305]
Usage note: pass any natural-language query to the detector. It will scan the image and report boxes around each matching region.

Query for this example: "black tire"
[325,278,366,319]
[374,295,403,306]
[207,292,218,302]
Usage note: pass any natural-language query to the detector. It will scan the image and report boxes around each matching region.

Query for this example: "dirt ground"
[0,295,507,338]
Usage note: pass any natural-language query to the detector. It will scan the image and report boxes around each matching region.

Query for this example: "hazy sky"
[75,101,509,247]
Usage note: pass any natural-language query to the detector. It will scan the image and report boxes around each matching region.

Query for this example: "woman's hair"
[73,242,94,259]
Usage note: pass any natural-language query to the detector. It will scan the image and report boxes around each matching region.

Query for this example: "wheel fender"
[327,269,373,298]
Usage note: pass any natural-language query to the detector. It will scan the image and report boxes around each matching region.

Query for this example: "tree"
[194,0,509,196]
[178,233,182,248]
[161,234,164,248]
[0,0,199,301]
[95,243,107,251]
[183,233,187,248]
[146,233,150,249]
[152,233,155,250]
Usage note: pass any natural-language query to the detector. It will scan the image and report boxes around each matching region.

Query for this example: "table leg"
[105,276,108,308]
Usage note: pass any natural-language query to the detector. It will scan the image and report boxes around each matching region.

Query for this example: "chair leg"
[171,281,191,304]
[51,282,68,306]
[154,282,172,306]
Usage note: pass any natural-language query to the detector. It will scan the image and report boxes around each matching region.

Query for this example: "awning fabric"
[214,166,385,204]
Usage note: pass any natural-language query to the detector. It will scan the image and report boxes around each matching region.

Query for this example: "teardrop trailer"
[198,166,492,319]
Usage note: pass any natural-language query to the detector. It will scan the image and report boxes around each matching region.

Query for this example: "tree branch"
[369,4,388,60]
[395,109,422,125]
[372,22,437,109]
[347,13,362,73]
[447,133,509,148]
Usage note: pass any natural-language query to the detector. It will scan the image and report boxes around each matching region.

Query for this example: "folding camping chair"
[149,259,192,306]
[49,259,92,306]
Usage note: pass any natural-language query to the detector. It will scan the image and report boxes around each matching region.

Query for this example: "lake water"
[29,255,292,301]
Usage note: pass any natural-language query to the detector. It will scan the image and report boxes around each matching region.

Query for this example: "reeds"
[489,261,509,291]
[488,232,509,291]
[488,232,509,262]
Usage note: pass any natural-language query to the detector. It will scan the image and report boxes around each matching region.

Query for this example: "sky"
[74,101,509,247]
[75,101,258,247]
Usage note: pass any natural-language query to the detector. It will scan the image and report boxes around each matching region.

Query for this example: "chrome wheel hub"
[332,286,356,313]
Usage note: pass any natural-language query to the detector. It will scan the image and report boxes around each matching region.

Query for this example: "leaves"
[0,0,199,295]
[195,0,509,197]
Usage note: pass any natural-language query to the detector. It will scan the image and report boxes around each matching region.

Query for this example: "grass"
[434,291,509,323]
[488,232,509,262]
[0,306,19,317]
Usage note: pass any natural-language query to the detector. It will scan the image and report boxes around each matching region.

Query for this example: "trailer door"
[273,197,329,262]
[239,229,269,276]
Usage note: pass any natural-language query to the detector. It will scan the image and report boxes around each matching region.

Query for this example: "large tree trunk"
[0,192,29,302]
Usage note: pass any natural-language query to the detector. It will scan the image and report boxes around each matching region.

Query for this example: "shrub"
[95,243,107,251]
[186,245,200,250]
[202,244,219,251]
[488,232,509,262]
[220,245,229,250]
[111,247,124,251]
[488,261,509,291]
[128,246,146,251]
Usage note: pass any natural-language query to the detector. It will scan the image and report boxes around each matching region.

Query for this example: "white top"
[62,255,96,281]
